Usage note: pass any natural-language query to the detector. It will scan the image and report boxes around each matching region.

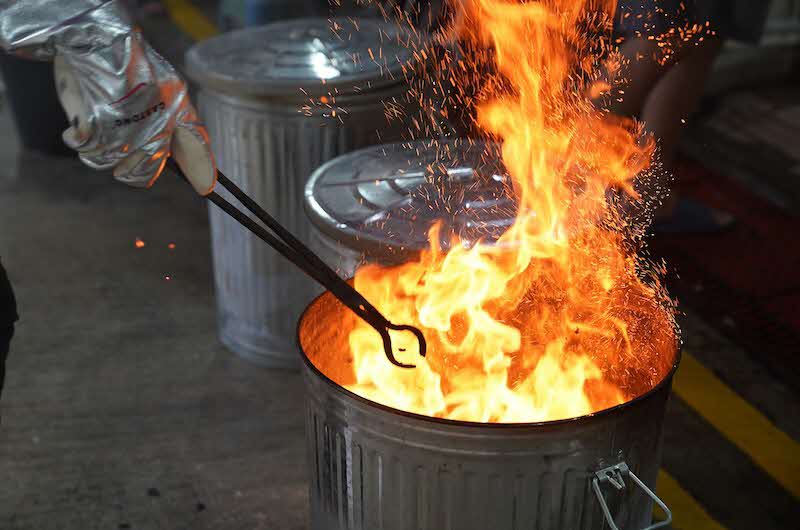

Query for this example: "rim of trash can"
[185,17,418,100]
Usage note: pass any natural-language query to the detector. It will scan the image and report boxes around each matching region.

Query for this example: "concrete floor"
[0,147,308,529]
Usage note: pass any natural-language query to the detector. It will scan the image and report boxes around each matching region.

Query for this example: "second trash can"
[186,17,414,367]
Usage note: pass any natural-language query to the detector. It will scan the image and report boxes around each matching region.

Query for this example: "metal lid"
[305,140,517,262]
[185,17,414,99]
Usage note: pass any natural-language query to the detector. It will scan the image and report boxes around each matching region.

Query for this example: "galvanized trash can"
[304,139,510,274]
[186,18,414,367]
[301,140,676,530]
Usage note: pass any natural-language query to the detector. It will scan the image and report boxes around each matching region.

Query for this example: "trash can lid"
[185,17,416,99]
[304,140,517,263]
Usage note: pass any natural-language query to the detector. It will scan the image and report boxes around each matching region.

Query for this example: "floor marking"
[163,0,219,42]
[657,470,727,530]
[674,352,800,499]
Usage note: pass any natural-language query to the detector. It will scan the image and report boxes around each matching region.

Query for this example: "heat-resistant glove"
[0,0,216,194]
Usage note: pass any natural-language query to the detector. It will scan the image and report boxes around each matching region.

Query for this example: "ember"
[305,0,678,423]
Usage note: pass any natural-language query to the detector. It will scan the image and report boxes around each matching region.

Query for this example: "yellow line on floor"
[163,0,219,42]
[657,470,727,530]
[673,352,800,499]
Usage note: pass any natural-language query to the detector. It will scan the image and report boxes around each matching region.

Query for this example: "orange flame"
[315,0,677,423]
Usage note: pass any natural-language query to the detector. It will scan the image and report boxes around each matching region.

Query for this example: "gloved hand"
[0,0,216,194]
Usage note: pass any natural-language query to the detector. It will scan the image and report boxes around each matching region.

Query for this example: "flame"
[309,0,677,423]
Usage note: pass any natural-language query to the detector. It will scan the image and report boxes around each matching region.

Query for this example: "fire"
[306,0,677,423]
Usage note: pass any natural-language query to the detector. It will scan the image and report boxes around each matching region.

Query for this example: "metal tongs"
[167,160,426,368]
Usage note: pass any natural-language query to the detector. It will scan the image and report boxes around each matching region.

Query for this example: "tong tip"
[381,324,427,369]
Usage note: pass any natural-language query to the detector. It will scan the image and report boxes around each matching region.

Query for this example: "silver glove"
[0,0,216,193]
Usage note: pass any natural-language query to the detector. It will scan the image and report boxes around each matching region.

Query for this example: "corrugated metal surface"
[199,90,402,367]
[302,358,674,530]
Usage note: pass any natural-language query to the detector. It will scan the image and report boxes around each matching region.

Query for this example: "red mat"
[649,161,800,389]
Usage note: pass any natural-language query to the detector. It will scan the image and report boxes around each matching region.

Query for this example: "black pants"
[0,260,17,398]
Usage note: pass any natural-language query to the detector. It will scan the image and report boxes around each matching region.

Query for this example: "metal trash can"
[186,18,414,367]
[299,316,677,530]
[305,139,511,274]
[301,140,678,530]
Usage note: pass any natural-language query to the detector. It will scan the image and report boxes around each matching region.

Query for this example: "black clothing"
[0,259,18,398]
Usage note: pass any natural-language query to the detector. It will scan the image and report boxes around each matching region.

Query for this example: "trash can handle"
[591,462,672,530]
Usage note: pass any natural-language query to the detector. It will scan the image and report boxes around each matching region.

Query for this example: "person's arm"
[0,0,216,193]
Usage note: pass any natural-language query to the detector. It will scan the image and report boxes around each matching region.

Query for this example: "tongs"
[167,160,427,369]
[48,55,424,368]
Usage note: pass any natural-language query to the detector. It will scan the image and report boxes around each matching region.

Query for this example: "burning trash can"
[300,140,679,529]
[185,17,414,367]
[291,0,685,524]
